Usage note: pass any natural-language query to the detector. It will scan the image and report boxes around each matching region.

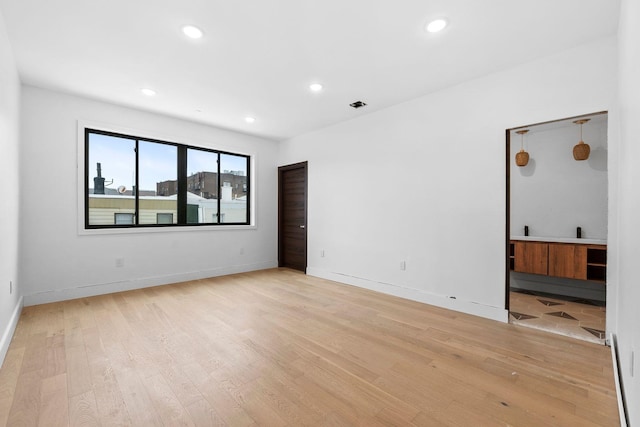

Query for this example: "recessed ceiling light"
[245,116,256,123]
[309,83,323,92]
[141,88,156,96]
[182,25,204,39]
[426,18,448,33]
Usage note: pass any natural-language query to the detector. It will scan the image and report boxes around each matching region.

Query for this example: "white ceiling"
[0,0,620,141]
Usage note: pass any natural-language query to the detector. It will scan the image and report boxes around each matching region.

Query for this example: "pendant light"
[573,119,591,161]
[515,129,530,167]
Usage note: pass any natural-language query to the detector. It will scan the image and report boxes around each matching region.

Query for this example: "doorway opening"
[506,112,608,344]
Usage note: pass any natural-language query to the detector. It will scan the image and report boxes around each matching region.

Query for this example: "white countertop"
[510,236,607,245]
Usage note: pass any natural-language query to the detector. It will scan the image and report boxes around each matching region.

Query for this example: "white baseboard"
[0,296,23,369]
[24,261,278,306]
[307,267,509,323]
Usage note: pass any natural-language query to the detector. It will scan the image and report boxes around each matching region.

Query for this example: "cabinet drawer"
[548,243,587,280]
[514,241,548,275]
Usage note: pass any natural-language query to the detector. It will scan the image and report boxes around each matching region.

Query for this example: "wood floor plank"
[62,313,84,350]
[42,337,66,379]
[0,268,621,426]
[83,328,132,426]
[64,342,92,398]
[0,345,26,426]
[254,375,319,426]
[141,373,196,426]
[68,390,100,426]
[181,361,258,427]
[426,356,603,427]
[253,369,330,424]
[89,368,132,426]
[6,370,42,426]
[231,379,290,427]
[184,398,227,427]
[111,366,163,426]
[156,363,205,409]
[19,331,47,375]
[38,373,69,427]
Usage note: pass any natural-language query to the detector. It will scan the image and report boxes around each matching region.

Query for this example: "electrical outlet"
[400,261,406,271]
[240,247,245,255]
[115,257,124,268]
[320,249,325,258]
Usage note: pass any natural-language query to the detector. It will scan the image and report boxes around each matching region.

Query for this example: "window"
[85,128,250,229]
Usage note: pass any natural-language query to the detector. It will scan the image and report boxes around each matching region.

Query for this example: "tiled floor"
[509,289,607,345]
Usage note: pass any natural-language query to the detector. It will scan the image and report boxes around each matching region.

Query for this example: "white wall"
[0,10,22,366]
[278,37,617,323]
[615,0,640,422]
[19,87,279,305]
[510,121,608,240]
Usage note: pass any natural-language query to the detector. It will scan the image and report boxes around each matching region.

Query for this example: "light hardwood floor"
[0,269,620,426]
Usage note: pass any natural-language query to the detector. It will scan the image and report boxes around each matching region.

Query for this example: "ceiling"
[0,0,620,141]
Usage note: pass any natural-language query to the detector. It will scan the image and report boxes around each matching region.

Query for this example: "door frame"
[278,161,308,272]
[505,129,511,311]
[505,111,608,313]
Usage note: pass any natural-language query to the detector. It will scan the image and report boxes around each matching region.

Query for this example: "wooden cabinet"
[510,240,606,283]
[514,241,549,275]
[548,243,587,280]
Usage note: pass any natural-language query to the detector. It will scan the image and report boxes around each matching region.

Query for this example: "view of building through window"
[86,129,249,227]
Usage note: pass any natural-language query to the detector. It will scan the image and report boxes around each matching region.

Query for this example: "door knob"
[300,225,305,229]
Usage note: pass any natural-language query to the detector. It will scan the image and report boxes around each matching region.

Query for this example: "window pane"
[87,132,136,225]
[156,213,174,224]
[187,149,219,224]
[139,141,177,224]
[220,153,248,223]
[114,213,134,224]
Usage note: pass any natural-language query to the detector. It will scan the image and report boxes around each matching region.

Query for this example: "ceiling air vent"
[349,101,367,109]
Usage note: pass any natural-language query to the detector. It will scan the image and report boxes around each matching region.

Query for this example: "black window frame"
[84,128,251,229]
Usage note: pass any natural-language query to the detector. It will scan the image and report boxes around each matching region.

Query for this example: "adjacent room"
[508,113,610,344]
[1,0,638,425]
